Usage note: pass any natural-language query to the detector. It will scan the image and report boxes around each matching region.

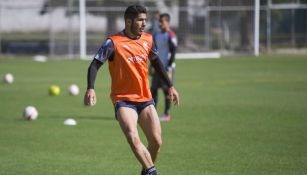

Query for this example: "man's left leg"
[139,105,162,174]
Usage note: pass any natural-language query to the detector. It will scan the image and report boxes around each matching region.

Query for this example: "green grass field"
[0,55,307,175]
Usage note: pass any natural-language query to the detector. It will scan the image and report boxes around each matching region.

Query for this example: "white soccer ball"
[33,55,47,62]
[23,106,38,120]
[3,73,14,84]
[64,118,77,126]
[68,84,79,96]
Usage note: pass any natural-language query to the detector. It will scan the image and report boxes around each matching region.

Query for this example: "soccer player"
[151,13,177,121]
[84,5,179,175]
[149,11,160,34]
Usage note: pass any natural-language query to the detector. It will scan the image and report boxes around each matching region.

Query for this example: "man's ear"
[126,18,132,26]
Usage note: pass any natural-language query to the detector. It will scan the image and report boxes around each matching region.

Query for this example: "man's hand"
[168,86,179,106]
[84,89,97,106]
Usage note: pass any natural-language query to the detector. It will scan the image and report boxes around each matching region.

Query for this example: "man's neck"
[123,29,140,40]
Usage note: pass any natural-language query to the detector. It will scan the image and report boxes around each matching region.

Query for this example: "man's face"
[159,16,169,31]
[130,13,147,36]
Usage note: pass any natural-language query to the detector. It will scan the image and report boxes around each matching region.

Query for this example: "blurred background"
[0,0,306,58]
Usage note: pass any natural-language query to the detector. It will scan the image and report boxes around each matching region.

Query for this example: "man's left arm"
[149,45,179,105]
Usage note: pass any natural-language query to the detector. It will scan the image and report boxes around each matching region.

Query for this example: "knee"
[126,131,141,150]
[155,138,162,150]
[149,136,162,151]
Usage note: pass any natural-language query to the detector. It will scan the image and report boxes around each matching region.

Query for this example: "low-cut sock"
[146,166,158,175]
[141,166,158,175]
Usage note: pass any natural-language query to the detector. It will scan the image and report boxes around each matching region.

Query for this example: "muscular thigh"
[117,107,139,136]
[138,105,161,139]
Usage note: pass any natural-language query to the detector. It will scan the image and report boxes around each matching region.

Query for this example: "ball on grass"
[33,55,47,62]
[23,106,38,120]
[49,85,60,96]
[68,84,79,96]
[3,73,14,84]
[64,118,77,126]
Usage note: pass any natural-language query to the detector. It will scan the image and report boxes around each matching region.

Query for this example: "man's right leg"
[138,105,162,163]
[139,105,161,175]
[117,107,154,170]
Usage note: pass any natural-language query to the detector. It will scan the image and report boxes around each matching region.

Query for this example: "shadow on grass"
[44,115,115,121]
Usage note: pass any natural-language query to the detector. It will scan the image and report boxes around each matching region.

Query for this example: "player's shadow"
[75,115,115,121]
[48,115,115,121]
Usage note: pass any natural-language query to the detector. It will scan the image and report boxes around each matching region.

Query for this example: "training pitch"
[0,55,307,175]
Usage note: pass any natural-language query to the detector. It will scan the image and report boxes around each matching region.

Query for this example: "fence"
[0,0,306,58]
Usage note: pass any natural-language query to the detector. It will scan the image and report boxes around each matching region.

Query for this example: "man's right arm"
[86,39,114,89]
[87,59,103,90]
[84,39,114,106]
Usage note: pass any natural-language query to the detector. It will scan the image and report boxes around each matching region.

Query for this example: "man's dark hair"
[160,13,170,22]
[124,5,147,20]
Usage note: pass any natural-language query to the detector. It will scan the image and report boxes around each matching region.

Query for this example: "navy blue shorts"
[114,99,155,119]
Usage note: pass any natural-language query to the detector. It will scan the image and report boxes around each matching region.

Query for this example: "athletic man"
[151,13,177,121]
[149,11,160,34]
[84,5,179,175]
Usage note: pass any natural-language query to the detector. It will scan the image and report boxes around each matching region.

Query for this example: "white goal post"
[79,0,86,59]
[254,0,260,57]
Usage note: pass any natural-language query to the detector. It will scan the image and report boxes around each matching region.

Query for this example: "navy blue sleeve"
[149,35,159,61]
[149,57,173,88]
[87,59,102,89]
[149,35,173,88]
[94,39,115,63]
[87,39,114,89]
